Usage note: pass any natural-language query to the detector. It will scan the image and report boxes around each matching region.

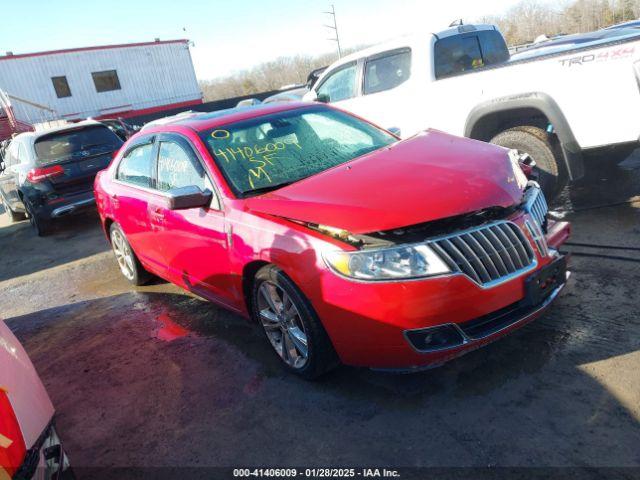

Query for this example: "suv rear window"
[34,125,122,165]
[434,30,509,79]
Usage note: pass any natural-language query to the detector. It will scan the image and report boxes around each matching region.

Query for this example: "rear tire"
[109,222,151,286]
[490,126,567,200]
[23,199,50,236]
[251,265,339,380]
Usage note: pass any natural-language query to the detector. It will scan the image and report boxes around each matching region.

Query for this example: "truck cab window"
[364,49,411,95]
[434,35,483,79]
[478,30,510,65]
[316,62,357,102]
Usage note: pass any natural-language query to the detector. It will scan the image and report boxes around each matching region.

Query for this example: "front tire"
[251,265,338,380]
[490,126,567,200]
[109,222,151,286]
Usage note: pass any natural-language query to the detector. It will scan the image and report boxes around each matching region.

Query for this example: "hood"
[0,319,54,449]
[244,130,524,234]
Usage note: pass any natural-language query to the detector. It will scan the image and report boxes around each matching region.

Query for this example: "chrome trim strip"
[51,197,95,217]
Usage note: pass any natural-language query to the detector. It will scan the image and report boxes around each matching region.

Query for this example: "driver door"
[151,134,234,306]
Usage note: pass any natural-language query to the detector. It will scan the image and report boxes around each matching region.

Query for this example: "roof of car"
[144,102,319,132]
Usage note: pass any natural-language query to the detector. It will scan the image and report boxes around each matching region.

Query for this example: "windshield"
[34,125,122,165]
[199,107,397,197]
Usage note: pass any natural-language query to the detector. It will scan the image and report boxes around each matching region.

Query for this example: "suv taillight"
[27,165,65,183]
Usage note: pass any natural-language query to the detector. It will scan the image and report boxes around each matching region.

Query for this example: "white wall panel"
[0,41,202,122]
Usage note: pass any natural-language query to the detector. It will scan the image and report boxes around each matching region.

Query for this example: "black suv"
[0,121,123,235]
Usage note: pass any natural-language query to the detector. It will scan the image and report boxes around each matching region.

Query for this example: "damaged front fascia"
[287,204,519,250]
[286,187,532,249]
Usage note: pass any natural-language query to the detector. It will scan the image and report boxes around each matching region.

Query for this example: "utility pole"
[324,4,342,59]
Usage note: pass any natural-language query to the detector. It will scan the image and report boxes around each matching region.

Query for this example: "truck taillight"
[0,390,27,477]
[27,165,65,183]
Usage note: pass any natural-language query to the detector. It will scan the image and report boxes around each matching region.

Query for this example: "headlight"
[323,243,451,281]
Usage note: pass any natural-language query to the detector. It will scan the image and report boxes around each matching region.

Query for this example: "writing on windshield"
[200,107,396,196]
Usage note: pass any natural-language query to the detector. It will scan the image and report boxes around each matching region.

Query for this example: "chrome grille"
[523,185,548,230]
[522,185,550,256]
[430,221,535,286]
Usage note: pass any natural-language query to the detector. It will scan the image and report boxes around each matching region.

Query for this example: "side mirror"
[165,185,213,210]
[317,93,330,103]
[387,127,402,138]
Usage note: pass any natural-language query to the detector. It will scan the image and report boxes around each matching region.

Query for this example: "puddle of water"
[153,311,190,342]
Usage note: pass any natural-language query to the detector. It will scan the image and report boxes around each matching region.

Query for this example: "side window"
[364,49,411,95]
[16,143,28,165]
[117,143,154,188]
[316,63,357,102]
[156,141,211,191]
[434,35,483,79]
[478,31,509,65]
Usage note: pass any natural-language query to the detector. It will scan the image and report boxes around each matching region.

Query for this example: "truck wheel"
[251,265,339,380]
[490,126,567,200]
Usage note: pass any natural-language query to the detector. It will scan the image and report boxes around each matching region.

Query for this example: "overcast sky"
[1,0,540,80]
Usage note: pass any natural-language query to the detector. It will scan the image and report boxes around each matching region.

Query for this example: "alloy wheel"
[257,281,309,369]
[111,229,135,280]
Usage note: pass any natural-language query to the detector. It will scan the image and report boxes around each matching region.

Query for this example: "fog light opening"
[405,325,465,352]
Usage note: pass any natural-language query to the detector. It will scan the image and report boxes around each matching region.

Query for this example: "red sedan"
[94,102,571,379]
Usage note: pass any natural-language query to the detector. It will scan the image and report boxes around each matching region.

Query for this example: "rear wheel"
[23,199,50,236]
[490,126,567,200]
[251,265,338,380]
[109,222,151,286]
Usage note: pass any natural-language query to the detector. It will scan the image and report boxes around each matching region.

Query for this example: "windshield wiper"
[247,181,294,196]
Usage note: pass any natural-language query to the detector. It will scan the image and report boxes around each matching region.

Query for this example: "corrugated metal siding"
[0,42,202,122]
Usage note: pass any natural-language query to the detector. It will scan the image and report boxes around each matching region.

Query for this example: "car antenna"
[449,19,463,27]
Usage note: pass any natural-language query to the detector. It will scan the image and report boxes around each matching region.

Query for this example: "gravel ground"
[0,154,639,474]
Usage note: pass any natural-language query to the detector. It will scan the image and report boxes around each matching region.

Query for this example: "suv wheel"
[490,126,567,200]
[24,199,50,236]
[109,222,151,286]
[251,265,339,380]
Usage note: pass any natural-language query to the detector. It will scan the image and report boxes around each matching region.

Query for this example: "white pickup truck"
[303,24,640,198]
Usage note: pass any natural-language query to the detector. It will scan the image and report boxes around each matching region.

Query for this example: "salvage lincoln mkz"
[94,102,571,379]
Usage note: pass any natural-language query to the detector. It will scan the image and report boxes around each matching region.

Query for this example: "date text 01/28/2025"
[232,468,401,478]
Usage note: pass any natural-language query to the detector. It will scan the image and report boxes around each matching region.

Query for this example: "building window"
[51,76,71,98]
[92,70,121,93]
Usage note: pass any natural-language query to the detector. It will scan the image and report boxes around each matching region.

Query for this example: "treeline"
[199,52,338,101]
[199,0,640,100]
[482,0,640,45]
